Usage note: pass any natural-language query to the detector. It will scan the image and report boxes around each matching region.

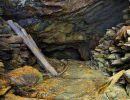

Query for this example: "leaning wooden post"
[8,20,58,76]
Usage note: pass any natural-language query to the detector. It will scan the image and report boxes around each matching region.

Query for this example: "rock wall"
[0,0,129,34]
[0,0,129,61]
[73,0,129,34]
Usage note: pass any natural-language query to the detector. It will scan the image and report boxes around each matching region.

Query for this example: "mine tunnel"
[0,0,129,70]
[38,0,130,61]
[0,0,129,61]
[1,0,130,99]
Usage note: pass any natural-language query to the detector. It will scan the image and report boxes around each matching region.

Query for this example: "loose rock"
[8,66,43,87]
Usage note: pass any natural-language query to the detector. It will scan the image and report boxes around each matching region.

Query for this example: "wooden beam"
[8,20,58,76]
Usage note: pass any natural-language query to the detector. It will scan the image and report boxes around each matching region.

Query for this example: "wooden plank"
[8,20,58,76]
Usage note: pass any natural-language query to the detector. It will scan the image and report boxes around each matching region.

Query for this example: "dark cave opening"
[40,0,130,61]
[0,0,129,62]
[43,48,82,60]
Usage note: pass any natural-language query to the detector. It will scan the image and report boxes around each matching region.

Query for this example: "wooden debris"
[8,20,58,76]
[98,70,125,94]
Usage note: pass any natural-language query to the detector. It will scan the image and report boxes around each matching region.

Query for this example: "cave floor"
[2,60,129,100]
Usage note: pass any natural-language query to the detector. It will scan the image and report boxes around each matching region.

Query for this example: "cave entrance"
[41,0,129,61]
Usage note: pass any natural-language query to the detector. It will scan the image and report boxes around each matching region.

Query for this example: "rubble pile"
[92,7,130,74]
[92,24,130,74]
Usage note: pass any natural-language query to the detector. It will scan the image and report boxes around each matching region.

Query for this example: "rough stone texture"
[1,59,129,100]
[73,0,129,34]
[1,0,98,17]
[0,1,130,99]
[0,0,128,34]
[92,20,130,74]
[0,0,128,61]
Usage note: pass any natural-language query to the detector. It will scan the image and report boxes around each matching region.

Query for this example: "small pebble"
[127,30,130,36]
[111,59,123,66]
[128,37,130,42]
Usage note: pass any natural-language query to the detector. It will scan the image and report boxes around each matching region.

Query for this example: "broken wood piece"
[7,20,58,76]
[98,70,125,94]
